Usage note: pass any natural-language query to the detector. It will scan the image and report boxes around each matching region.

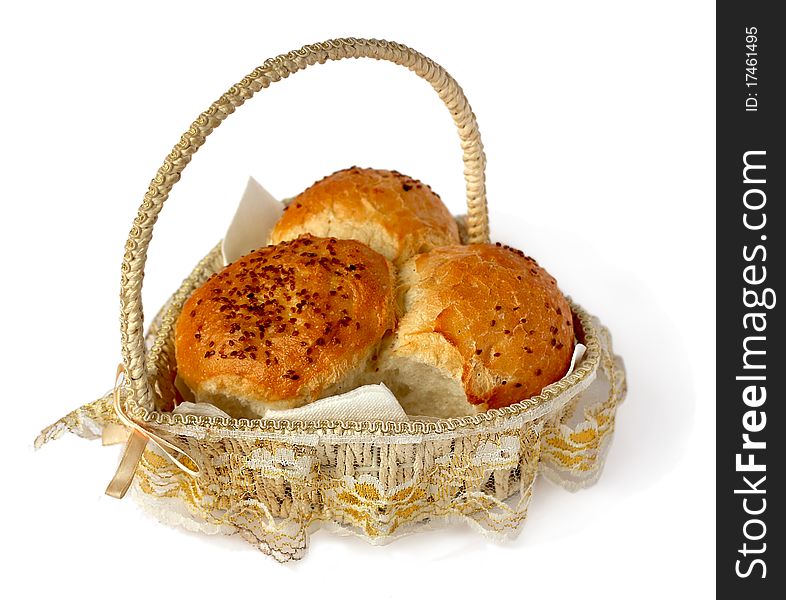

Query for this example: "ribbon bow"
[105,364,200,499]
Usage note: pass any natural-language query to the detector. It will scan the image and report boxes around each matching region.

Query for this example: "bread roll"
[175,235,397,418]
[380,243,574,418]
[270,167,460,266]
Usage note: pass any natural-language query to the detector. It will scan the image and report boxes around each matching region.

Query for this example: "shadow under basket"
[36,38,627,562]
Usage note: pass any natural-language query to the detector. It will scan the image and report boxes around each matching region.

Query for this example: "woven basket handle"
[120,38,488,409]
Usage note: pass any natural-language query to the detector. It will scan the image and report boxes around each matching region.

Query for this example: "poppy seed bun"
[175,235,397,418]
[379,243,574,418]
[269,167,460,266]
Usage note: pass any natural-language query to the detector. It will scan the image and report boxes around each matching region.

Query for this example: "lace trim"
[37,318,624,561]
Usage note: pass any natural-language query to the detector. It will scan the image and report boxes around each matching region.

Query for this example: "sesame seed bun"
[269,167,460,266]
[174,235,397,418]
[380,243,574,418]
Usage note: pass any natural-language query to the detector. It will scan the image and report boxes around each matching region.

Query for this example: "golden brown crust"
[175,235,397,411]
[387,243,574,410]
[270,167,460,266]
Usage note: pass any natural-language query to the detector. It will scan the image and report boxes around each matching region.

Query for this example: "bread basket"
[37,38,627,562]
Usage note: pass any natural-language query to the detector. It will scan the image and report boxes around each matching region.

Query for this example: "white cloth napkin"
[221,177,282,265]
[174,383,408,421]
[265,383,408,421]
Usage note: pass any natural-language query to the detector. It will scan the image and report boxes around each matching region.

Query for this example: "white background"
[1,1,715,598]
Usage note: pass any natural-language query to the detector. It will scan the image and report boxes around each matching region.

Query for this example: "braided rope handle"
[120,38,489,409]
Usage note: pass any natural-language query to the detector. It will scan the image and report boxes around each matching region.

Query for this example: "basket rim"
[124,246,602,434]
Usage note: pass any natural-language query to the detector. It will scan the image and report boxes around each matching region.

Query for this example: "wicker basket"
[37,38,627,562]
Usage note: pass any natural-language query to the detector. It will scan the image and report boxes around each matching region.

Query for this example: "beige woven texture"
[37,38,627,561]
